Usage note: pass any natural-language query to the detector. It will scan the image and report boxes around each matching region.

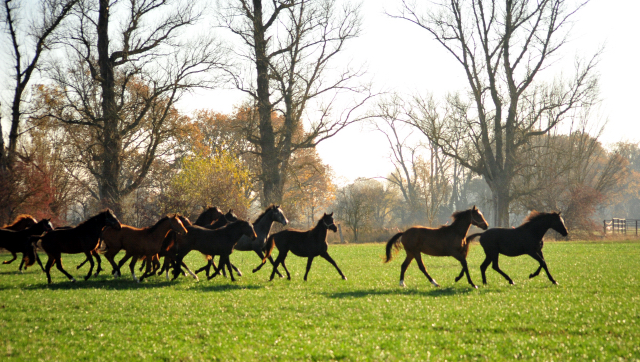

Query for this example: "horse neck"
[253,212,275,237]
[311,221,329,243]
[148,220,174,238]
[522,217,553,240]
[449,213,473,239]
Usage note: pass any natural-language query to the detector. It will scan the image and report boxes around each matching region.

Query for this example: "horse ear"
[472,205,477,210]
[329,212,334,216]
[558,211,562,215]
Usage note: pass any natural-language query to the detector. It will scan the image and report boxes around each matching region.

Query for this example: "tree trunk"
[97,0,122,215]
[487,174,510,227]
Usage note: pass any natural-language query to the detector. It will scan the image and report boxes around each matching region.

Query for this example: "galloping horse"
[1,214,38,268]
[197,205,289,278]
[194,206,224,226]
[385,206,488,288]
[103,215,188,282]
[467,211,568,285]
[40,209,121,283]
[2,214,37,231]
[172,220,257,282]
[0,218,53,272]
[261,212,346,282]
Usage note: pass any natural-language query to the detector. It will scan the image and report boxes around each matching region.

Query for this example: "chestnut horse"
[385,206,488,289]
[40,209,121,283]
[171,220,257,282]
[261,212,346,282]
[0,218,53,272]
[467,211,568,285]
[1,214,38,268]
[102,215,188,282]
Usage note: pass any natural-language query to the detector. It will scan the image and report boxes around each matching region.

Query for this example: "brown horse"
[1,214,38,267]
[40,209,121,283]
[385,206,489,289]
[102,215,187,282]
[0,218,53,272]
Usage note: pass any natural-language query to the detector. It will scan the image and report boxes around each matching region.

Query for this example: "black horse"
[197,205,289,278]
[40,209,121,284]
[171,220,257,282]
[0,219,53,272]
[261,212,346,282]
[467,211,568,285]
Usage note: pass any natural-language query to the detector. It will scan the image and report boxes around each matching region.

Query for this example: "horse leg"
[479,255,492,285]
[222,255,235,282]
[491,255,514,285]
[18,257,25,273]
[117,253,132,277]
[320,251,347,280]
[76,257,89,270]
[139,258,146,272]
[3,252,17,264]
[194,257,210,275]
[83,251,95,280]
[139,255,155,282]
[452,254,477,288]
[529,265,543,279]
[55,258,76,282]
[270,250,289,281]
[34,251,45,272]
[414,253,439,287]
[93,252,103,276]
[529,251,558,285]
[129,255,140,282]
[280,258,291,280]
[303,257,315,281]
[44,256,55,284]
[399,254,415,287]
[105,250,121,278]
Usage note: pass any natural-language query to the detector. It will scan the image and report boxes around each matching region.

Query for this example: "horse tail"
[384,232,404,263]
[97,239,108,254]
[262,235,276,263]
[466,233,482,242]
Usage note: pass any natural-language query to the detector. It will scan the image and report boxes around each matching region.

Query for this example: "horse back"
[479,228,539,256]
[41,227,101,255]
[402,226,462,257]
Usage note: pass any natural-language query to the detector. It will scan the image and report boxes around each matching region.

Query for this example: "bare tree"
[394,0,600,226]
[37,0,228,215]
[218,0,372,206]
[1,0,78,170]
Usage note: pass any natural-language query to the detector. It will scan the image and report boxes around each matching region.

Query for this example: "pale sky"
[178,0,640,185]
[2,0,637,185]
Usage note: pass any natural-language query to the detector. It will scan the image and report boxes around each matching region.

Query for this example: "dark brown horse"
[0,218,53,272]
[467,211,568,285]
[1,214,38,268]
[40,209,121,283]
[261,212,346,282]
[2,214,37,231]
[194,206,224,226]
[385,206,489,288]
[102,214,187,282]
[171,220,257,282]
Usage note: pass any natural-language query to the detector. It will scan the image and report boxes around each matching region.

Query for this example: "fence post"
[338,224,345,244]
[603,220,606,235]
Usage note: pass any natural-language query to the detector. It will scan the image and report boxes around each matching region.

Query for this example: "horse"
[1,214,38,267]
[157,210,237,279]
[194,206,224,226]
[384,206,489,289]
[102,214,188,282]
[466,210,568,285]
[261,212,346,282]
[0,219,53,272]
[171,220,257,282]
[193,210,240,277]
[40,209,121,284]
[197,205,289,278]
[2,214,37,231]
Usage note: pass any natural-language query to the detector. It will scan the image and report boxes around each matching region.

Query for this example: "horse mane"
[521,210,556,225]
[254,205,277,224]
[2,214,36,228]
[75,209,111,228]
[451,208,472,222]
[147,216,170,233]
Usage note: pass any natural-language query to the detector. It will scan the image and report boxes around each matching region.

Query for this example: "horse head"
[321,212,338,232]
[169,214,188,236]
[104,209,122,230]
[470,206,489,230]
[273,205,289,226]
[552,212,568,237]
[224,210,238,223]
[241,220,257,240]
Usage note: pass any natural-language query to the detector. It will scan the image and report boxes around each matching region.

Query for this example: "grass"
[1,241,639,361]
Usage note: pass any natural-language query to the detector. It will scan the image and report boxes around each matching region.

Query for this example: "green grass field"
[1,241,639,361]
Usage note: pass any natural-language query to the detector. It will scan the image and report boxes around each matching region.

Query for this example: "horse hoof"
[237,271,243,277]
[252,268,258,273]
[342,276,347,280]
[553,281,559,285]
[529,274,535,279]
[399,280,405,287]
[71,278,76,283]
[472,285,478,289]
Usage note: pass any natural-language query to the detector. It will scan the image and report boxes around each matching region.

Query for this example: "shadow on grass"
[322,286,481,298]
[195,283,264,292]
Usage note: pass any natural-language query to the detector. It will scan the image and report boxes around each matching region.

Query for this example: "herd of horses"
[0,204,568,287]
